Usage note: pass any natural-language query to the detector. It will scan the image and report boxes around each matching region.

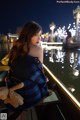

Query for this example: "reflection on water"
[44,48,80,102]
[49,49,65,63]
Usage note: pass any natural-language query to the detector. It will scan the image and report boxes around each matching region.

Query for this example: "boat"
[43,64,80,120]
[0,65,80,120]
[0,55,80,120]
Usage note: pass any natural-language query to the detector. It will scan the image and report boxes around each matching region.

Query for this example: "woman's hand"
[9,82,24,91]
[46,77,49,82]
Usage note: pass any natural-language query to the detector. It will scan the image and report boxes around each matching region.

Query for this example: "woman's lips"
[36,42,39,44]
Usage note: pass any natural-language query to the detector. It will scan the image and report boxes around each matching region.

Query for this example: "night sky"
[0,0,80,34]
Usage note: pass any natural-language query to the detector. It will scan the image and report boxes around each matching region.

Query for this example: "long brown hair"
[8,21,42,63]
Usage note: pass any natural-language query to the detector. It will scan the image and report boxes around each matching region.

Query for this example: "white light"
[73,69,79,76]
[68,87,75,92]
[50,26,55,30]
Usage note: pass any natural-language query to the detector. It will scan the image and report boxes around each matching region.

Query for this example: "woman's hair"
[8,21,42,63]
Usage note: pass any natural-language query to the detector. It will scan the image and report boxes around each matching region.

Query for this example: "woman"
[3,21,48,119]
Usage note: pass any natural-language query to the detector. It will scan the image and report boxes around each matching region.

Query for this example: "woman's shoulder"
[35,46,43,63]
[34,45,43,56]
[31,45,43,63]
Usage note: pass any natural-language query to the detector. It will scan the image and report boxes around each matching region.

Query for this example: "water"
[44,48,80,103]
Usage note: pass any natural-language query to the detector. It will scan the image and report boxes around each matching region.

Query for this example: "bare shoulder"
[35,45,43,63]
[29,45,43,63]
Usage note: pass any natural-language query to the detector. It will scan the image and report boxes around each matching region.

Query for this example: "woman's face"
[30,31,42,45]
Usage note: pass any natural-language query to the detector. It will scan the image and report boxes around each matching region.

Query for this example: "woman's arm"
[9,82,24,91]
